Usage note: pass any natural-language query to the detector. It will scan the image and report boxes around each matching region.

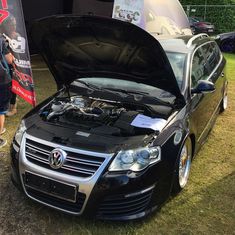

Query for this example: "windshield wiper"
[74,81,173,107]
[103,87,174,107]
[75,80,101,91]
[104,87,149,96]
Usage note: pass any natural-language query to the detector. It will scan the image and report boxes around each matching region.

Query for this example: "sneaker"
[0,138,7,148]
[0,128,6,135]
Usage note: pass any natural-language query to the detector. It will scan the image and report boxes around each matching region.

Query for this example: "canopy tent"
[73,0,191,35]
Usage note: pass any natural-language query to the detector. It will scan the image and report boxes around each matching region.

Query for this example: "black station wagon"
[11,16,228,220]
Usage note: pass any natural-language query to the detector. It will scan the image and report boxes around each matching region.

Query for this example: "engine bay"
[40,95,165,137]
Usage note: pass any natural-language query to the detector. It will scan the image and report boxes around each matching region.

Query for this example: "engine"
[40,96,154,136]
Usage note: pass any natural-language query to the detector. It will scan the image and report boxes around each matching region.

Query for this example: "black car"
[189,17,215,35]
[215,31,235,53]
[11,16,228,221]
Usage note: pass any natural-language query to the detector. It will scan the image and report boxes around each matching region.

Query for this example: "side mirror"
[191,80,215,94]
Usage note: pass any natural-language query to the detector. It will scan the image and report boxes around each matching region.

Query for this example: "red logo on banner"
[0,0,9,23]
[12,69,36,106]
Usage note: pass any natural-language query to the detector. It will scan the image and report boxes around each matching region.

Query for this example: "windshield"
[189,17,202,23]
[72,77,176,104]
[166,52,186,90]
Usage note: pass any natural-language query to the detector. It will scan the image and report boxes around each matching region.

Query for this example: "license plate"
[24,172,77,202]
[208,29,213,32]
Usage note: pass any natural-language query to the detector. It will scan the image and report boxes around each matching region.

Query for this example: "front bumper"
[11,134,172,220]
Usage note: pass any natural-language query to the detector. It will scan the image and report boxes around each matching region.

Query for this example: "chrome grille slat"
[26,150,48,161]
[62,163,96,173]
[66,157,102,167]
[61,166,94,175]
[26,153,48,164]
[25,138,106,178]
[26,143,51,155]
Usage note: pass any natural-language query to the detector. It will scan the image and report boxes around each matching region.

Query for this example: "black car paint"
[30,15,184,101]
[216,31,235,53]
[11,16,227,220]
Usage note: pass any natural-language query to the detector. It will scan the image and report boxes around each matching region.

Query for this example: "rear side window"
[201,42,221,72]
[191,48,210,88]
[191,42,221,88]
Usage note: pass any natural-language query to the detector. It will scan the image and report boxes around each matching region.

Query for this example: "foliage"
[180,0,235,33]
[180,0,233,4]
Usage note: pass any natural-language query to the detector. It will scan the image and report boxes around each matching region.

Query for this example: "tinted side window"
[201,42,221,72]
[191,48,210,88]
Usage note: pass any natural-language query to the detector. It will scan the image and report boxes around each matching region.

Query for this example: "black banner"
[0,0,36,106]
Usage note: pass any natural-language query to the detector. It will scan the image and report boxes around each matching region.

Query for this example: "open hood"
[31,15,184,100]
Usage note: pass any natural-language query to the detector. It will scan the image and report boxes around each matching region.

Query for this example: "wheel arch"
[189,133,196,158]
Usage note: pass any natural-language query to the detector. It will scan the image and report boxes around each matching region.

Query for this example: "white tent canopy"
[73,0,191,35]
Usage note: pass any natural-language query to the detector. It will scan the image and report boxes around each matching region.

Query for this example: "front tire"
[172,138,192,194]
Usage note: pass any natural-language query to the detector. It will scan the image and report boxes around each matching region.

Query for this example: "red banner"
[0,0,36,106]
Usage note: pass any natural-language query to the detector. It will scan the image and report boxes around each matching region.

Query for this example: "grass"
[0,54,234,235]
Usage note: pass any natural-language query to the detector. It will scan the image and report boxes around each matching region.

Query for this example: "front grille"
[97,189,153,218]
[25,138,106,178]
[25,186,86,214]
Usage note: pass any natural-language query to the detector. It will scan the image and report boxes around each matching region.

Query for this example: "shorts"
[0,83,11,114]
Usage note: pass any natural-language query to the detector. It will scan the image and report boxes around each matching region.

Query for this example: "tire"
[220,39,235,53]
[172,138,192,194]
[220,85,228,113]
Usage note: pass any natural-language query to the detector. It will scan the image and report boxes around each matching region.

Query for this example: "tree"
[180,0,235,32]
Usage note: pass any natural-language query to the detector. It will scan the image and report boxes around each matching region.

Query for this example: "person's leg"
[0,113,7,148]
[0,83,11,135]
[10,93,17,105]
[0,84,7,134]
[6,92,17,117]
[0,114,5,134]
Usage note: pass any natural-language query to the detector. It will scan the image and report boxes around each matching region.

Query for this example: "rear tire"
[172,138,192,194]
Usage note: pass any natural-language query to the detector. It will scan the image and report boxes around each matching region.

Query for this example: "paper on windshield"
[131,114,167,131]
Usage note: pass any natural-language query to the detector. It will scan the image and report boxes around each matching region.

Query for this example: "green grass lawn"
[0,54,234,235]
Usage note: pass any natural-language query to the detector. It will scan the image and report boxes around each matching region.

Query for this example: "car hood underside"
[31,15,184,100]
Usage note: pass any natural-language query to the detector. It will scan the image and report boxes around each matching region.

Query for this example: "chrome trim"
[25,137,107,178]
[187,33,209,48]
[189,41,223,96]
[19,133,114,215]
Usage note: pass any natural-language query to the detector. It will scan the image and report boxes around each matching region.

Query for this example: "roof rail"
[187,33,209,48]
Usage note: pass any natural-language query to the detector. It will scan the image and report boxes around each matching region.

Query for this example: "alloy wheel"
[178,140,192,188]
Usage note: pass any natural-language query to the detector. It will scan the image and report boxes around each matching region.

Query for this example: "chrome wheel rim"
[223,94,228,110]
[179,143,192,188]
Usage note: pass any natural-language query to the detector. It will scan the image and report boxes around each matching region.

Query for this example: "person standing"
[0,36,14,148]
[6,65,17,116]
[1,16,19,117]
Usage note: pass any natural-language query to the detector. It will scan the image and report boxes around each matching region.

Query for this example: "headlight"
[14,120,26,146]
[109,146,161,172]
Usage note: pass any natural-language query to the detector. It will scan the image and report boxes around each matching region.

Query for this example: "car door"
[189,42,223,145]
[205,42,226,111]
[190,44,211,144]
